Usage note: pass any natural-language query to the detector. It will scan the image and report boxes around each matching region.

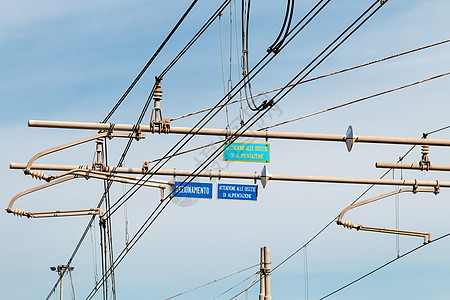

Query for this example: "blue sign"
[223,142,270,163]
[217,183,257,201]
[173,181,213,199]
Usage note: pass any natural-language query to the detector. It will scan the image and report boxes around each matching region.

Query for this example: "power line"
[258,71,450,131]
[425,124,450,135]
[170,10,450,123]
[72,1,384,297]
[213,273,259,299]
[164,264,259,299]
[135,0,334,185]
[228,123,448,299]
[319,231,450,299]
[88,2,387,296]
[103,0,335,222]
[141,70,450,165]
[43,0,303,295]
[102,0,199,123]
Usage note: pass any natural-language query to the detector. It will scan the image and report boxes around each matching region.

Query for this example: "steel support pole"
[27,120,450,146]
[259,247,265,300]
[264,246,272,300]
[10,163,450,188]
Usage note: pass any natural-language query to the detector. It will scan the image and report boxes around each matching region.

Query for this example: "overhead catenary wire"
[213,272,259,299]
[91,0,384,285]
[170,38,450,122]
[319,231,450,299]
[144,70,450,166]
[228,154,414,299]
[258,71,450,131]
[65,2,265,295]
[164,264,259,299]
[103,0,379,225]
[228,124,450,299]
[138,0,334,180]
[267,0,295,53]
[102,0,199,123]
[230,274,261,300]
[103,0,335,221]
[86,2,387,297]
[48,0,380,298]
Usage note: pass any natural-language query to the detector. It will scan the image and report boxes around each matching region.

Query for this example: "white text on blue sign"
[217,183,258,201]
[173,181,213,199]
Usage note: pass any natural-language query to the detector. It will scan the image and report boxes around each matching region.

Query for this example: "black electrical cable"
[195,0,385,178]
[107,0,334,219]
[159,0,232,78]
[105,0,333,234]
[88,2,386,297]
[267,0,293,53]
[229,150,417,299]
[275,0,295,51]
[102,0,199,123]
[109,0,381,264]
[319,231,450,299]
[230,128,450,299]
[270,0,295,53]
[48,2,239,295]
[57,1,340,297]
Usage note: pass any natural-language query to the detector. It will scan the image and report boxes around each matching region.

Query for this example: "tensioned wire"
[164,264,259,299]
[43,1,205,298]
[103,0,378,230]
[319,231,450,299]
[86,1,386,297]
[141,71,450,166]
[48,0,333,297]
[170,39,450,122]
[102,0,199,123]
[52,0,382,296]
[104,0,334,220]
[213,273,260,299]
[228,124,450,299]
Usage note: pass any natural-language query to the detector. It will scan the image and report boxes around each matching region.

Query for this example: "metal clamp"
[412,179,419,194]
[434,180,440,195]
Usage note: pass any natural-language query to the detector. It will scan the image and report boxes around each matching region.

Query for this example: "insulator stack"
[341,220,354,229]
[30,170,45,180]
[153,82,162,102]
[10,208,27,217]
[419,145,431,170]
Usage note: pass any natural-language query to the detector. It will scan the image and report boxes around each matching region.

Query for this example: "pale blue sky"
[1,0,450,299]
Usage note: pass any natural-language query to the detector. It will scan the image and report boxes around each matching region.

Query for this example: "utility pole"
[259,246,271,300]
[50,265,74,300]
[259,247,265,300]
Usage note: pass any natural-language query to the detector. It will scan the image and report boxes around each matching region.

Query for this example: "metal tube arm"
[28,120,450,147]
[337,188,437,243]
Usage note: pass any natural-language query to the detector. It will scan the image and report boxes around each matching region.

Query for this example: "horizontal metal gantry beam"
[10,163,449,189]
[28,120,450,146]
[376,162,450,171]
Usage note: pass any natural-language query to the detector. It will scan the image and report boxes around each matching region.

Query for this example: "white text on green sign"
[223,142,270,163]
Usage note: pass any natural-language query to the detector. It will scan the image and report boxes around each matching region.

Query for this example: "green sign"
[223,142,270,163]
